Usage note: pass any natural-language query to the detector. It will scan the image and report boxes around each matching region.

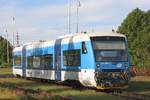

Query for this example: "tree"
[0,36,13,67]
[117,8,150,68]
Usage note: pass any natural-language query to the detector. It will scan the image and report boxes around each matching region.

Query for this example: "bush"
[0,63,12,68]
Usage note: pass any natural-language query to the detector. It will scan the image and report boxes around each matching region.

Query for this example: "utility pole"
[16,32,19,46]
[12,16,15,47]
[76,0,81,33]
[6,29,9,63]
[68,0,71,34]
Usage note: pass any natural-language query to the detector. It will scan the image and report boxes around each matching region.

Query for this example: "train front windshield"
[91,37,128,62]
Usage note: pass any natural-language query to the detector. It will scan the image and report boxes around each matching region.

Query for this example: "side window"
[33,56,41,68]
[41,54,53,69]
[14,55,21,66]
[82,42,87,54]
[27,56,33,68]
[27,54,53,69]
[63,49,81,66]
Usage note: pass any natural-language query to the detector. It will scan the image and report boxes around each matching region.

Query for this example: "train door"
[54,39,62,81]
[22,45,27,78]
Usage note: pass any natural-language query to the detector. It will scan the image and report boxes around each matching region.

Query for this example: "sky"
[0,0,150,45]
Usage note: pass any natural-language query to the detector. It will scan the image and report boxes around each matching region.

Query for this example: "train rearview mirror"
[82,42,87,54]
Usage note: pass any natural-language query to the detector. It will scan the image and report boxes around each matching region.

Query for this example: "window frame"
[27,54,53,70]
[63,49,81,67]
[13,55,22,66]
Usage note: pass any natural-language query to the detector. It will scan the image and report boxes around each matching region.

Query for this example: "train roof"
[13,32,126,51]
[87,32,126,37]
[58,32,125,39]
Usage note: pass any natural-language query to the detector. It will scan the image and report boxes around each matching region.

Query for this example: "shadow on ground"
[127,81,150,93]
[0,74,14,78]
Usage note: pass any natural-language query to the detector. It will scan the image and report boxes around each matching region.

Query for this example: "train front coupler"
[94,71,129,89]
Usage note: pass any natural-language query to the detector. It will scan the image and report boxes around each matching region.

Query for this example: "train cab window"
[63,50,81,66]
[14,55,21,66]
[82,42,87,54]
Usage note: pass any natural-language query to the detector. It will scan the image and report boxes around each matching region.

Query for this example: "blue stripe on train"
[13,41,95,72]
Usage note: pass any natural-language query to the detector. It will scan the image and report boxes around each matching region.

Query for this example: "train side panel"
[25,41,55,80]
[60,34,96,87]
[61,35,81,81]
[80,35,96,87]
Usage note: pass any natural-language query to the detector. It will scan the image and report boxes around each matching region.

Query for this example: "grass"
[0,68,120,100]
[0,68,150,100]
[0,68,12,74]
[127,76,150,96]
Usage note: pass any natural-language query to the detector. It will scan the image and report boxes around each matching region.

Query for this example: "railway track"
[96,89,150,100]
[64,81,150,100]
[0,81,71,100]
[112,92,150,100]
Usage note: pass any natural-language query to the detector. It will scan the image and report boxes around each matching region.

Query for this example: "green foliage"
[118,8,150,68]
[0,36,12,67]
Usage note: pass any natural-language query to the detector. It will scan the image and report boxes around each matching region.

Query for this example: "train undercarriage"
[95,70,130,90]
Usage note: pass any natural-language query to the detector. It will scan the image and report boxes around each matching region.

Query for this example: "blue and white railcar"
[25,41,55,80]
[13,46,23,77]
[13,32,131,89]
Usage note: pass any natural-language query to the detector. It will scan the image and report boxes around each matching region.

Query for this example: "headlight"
[96,64,100,68]
[116,63,122,68]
